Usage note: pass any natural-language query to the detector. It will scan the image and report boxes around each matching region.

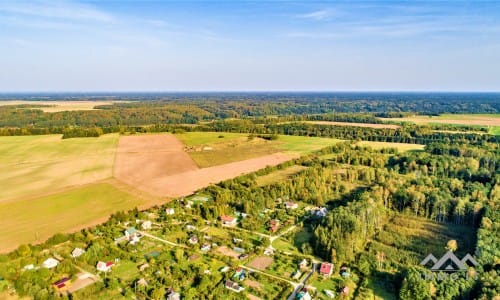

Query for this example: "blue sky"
[0,1,499,92]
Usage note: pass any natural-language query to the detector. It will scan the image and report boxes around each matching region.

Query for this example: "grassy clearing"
[0,134,119,202]
[256,165,308,186]
[0,182,143,253]
[372,215,476,267]
[489,126,500,135]
[277,135,343,154]
[176,132,342,167]
[357,141,425,152]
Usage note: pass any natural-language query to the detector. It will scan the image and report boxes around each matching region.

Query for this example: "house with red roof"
[53,277,71,291]
[269,219,280,233]
[96,261,114,272]
[221,215,237,226]
[319,262,333,277]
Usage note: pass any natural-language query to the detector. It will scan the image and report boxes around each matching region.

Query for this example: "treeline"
[205,120,499,145]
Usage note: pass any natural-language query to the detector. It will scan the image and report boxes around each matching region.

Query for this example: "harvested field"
[248,256,274,270]
[0,182,144,253]
[147,153,295,197]
[217,246,240,258]
[114,134,199,187]
[357,141,425,152]
[0,100,124,112]
[380,114,500,127]
[115,134,295,197]
[304,121,400,129]
[0,134,118,202]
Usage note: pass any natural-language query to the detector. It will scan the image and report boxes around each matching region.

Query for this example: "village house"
[233,267,246,281]
[42,258,59,269]
[53,277,71,292]
[141,220,152,230]
[220,215,237,226]
[201,243,211,251]
[139,263,149,272]
[165,208,175,215]
[341,286,350,295]
[225,280,244,293]
[285,201,298,210]
[188,236,198,244]
[264,247,274,256]
[125,227,140,244]
[220,266,230,273]
[324,290,335,298]
[71,248,85,258]
[269,219,280,233]
[167,288,181,300]
[96,261,114,272]
[296,288,312,300]
[298,259,308,270]
[137,278,148,287]
[311,206,328,218]
[292,269,302,280]
[319,262,333,277]
[186,224,196,231]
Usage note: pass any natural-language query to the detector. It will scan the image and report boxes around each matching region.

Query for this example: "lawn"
[0,182,143,253]
[256,165,308,186]
[0,134,119,202]
[176,132,342,167]
[113,260,140,281]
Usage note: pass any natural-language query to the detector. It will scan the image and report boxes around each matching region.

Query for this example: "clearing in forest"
[357,141,425,152]
[0,134,119,202]
[256,165,308,186]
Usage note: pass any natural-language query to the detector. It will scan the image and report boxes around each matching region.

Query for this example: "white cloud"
[297,9,335,21]
[0,0,114,22]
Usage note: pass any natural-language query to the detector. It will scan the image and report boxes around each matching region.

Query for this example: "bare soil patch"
[217,246,240,258]
[244,279,262,290]
[304,121,400,129]
[248,256,274,270]
[114,134,199,188]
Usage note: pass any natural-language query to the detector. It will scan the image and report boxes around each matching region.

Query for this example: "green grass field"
[176,132,342,167]
[0,183,143,252]
[0,134,119,202]
[489,126,500,135]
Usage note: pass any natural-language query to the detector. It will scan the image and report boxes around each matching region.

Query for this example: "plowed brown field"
[114,134,295,198]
